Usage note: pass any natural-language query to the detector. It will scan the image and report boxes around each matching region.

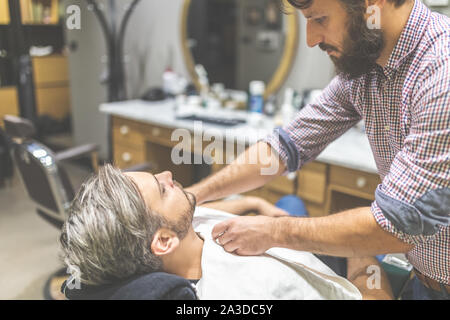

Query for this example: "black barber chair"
[4,115,102,299]
[0,127,14,187]
[4,115,100,229]
[4,115,196,300]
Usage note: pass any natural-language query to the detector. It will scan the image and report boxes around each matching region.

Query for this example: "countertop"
[100,99,378,174]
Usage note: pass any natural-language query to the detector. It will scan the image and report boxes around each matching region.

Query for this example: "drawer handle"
[356,177,367,188]
[121,152,132,162]
[120,125,129,135]
[287,172,297,181]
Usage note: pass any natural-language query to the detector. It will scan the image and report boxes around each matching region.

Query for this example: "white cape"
[193,207,362,300]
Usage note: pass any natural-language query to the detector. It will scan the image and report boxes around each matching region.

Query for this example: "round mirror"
[181,0,299,99]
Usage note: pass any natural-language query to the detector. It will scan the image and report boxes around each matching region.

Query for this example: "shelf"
[0,23,62,29]
[20,0,60,25]
[22,23,62,27]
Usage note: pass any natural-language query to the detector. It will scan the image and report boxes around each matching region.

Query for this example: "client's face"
[125,171,196,238]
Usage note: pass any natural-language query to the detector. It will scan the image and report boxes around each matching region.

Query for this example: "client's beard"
[163,184,197,240]
[321,12,385,80]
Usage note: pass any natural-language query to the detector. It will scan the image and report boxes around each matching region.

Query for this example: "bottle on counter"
[195,64,213,108]
[249,81,265,113]
[264,95,277,117]
[162,67,177,96]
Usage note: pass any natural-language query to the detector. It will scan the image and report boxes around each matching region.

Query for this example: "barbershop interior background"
[0,0,448,300]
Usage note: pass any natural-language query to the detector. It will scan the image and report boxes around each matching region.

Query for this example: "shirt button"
[385,126,390,131]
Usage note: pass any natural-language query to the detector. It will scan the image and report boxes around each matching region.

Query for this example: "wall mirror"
[181,0,299,98]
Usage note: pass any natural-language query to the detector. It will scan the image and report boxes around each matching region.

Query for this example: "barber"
[186,0,449,299]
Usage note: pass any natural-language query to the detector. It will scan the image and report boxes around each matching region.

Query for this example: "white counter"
[100,99,378,174]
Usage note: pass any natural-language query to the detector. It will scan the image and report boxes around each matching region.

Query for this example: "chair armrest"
[55,144,100,162]
[122,162,153,172]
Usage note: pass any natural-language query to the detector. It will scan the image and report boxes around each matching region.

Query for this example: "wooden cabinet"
[325,165,380,214]
[0,87,19,127]
[267,176,295,195]
[111,115,381,215]
[328,165,380,200]
[1,1,69,123]
[35,86,70,119]
[0,56,71,122]
[111,116,193,186]
[297,162,328,204]
[32,55,71,120]
[33,55,69,85]
[112,117,146,150]
[0,0,10,24]
[113,143,146,169]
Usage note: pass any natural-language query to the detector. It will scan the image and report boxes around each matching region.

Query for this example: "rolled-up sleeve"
[264,76,362,174]
[371,56,450,244]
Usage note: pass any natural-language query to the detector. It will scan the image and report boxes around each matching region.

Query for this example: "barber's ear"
[151,228,180,257]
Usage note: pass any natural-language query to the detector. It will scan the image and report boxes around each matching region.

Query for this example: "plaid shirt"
[265,0,449,285]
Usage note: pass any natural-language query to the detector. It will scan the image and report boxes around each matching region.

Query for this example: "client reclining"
[60,165,392,300]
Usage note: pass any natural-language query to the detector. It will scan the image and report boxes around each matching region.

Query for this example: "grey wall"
[122,0,334,98]
[63,0,336,160]
[64,0,110,159]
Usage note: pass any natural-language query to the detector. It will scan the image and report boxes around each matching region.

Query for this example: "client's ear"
[151,228,180,256]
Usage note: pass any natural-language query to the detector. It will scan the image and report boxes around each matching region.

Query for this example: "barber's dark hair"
[284,0,408,11]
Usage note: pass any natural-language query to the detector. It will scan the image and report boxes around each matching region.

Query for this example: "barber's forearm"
[200,197,260,215]
[187,142,285,204]
[271,207,414,257]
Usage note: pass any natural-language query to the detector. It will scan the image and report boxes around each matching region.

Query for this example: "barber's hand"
[252,197,289,217]
[212,215,277,256]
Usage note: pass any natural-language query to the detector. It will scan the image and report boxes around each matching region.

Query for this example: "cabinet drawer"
[113,117,146,149]
[144,123,176,147]
[35,86,71,119]
[266,175,295,194]
[113,144,145,169]
[260,188,286,205]
[297,161,327,204]
[329,165,380,198]
[33,55,69,85]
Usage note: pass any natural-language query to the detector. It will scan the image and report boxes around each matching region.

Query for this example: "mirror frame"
[180,0,299,99]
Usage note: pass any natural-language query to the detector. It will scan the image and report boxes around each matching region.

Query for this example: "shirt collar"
[383,0,431,77]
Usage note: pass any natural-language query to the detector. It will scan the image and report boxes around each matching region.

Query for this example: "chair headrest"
[3,115,36,140]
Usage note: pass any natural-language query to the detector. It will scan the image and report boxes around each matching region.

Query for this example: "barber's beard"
[322,14,385,80]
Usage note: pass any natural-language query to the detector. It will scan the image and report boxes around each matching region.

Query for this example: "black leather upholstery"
[62,272,198,300]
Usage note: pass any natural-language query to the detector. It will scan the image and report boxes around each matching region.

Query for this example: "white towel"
[193,206,362,300]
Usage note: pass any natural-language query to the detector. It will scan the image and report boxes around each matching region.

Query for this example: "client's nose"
[155,171,174,187]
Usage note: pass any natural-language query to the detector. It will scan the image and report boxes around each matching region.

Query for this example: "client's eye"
[315,16,326,25]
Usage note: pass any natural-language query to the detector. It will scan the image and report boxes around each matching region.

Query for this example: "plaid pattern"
[265,0,449,284]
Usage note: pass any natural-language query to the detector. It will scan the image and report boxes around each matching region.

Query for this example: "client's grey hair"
[60,164,165,286]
